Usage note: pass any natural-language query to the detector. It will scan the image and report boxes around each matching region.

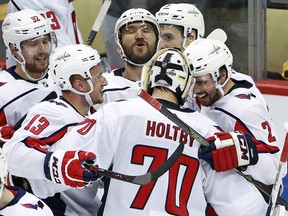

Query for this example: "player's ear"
[115,44,121,54]
[219,68,228,85]
[186,31,197,46]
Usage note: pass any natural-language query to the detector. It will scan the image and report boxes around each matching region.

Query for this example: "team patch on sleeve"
[235,92,256,100]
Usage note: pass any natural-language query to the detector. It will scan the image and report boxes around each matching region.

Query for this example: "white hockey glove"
[44,150,99,188]
[198,131,259,172]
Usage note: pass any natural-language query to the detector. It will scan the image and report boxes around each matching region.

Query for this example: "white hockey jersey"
[0,186,53,215]
[103,68,141,103]
[201,71,285,185]
[0,67,58,126]
[3,97,100,216]
[56,98,267,216]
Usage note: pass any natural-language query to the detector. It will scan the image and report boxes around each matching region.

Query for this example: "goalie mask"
[142,48,194,105]
[49,44,110,106]
[156,3,205,49]
[2,8,57,81]
[0,148,7,199]
[184,38,233,96]
[115,8,160,66]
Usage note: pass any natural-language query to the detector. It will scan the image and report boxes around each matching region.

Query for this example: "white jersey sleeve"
[0,68,58,126]
[56,98,267,215]
[0,186,53,215]
[3,98,101,215]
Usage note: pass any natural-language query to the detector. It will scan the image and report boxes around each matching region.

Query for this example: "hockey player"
[155,3,206,112]
[54,48,267,215]
[0,147,53,215]
[184,38,285,193]
[0,8,58,128]
[102,8,160,103]
[6,0,83,68]
[3,44,109,215]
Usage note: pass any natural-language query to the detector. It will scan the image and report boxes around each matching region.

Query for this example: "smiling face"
[119,21,158,65]
[193,74,221,106]
[18,35,51,79]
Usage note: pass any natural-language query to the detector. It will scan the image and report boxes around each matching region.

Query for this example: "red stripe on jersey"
[23,137,49,154]
[0,110,7,126]
[234,121,279,154]
[41,127,69,146]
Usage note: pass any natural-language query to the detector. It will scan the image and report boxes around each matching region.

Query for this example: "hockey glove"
[44,150,99,188]
[198,131,258,172]
[0,125,15,142]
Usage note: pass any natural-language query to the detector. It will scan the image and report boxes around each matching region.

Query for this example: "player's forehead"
[194,74,213,81]
[160,24,182,32]
[21,34,50,45]
[126,21,154,29]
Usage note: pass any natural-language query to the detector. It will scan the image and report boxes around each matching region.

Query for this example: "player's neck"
[123,63,142,81]
[152,88,178,105]
[0,187,14,208]
[62,93,90,116]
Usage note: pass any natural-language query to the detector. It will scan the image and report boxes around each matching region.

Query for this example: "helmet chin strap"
[85,94,94,107]
[14,50,47,81]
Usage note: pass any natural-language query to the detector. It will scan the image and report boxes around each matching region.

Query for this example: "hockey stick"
[10,0,21,11]
[206,28,227,43]
[85,0,112,46]
[85,142,184,185]
[266,129,288,215]
[138,89,288,207]
[138,89,209,147]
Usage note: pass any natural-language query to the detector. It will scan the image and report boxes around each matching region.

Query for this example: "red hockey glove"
[44,150,99,188]
[0,125,15,142]
[198,131,258,172]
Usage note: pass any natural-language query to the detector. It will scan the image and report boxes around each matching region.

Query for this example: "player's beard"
[123,41,157,65]
[199,89,222,107]
[25,55,49,78]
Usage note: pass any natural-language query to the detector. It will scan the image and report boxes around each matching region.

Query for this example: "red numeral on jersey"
[130,145,199,216]
[77,118,96,135]
[40,11,60,30]
[262,121,276,142]
[24,114,50,135]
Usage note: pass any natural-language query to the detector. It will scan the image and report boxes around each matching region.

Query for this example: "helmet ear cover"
[141,48,194,105]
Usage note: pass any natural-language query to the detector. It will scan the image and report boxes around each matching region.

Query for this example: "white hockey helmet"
[156,3,205,48]
[142,48,194,105]
[0,148,8,199]
[50,44,110,96]
[184,38,233,94]
[2,8,57,55]
[114,8,160,66]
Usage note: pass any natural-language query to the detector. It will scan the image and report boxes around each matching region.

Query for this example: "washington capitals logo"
[209,45,221,55]
[55,51,71,62]
[21,200,44,210]
[187,8,200,17]
[235,92,256,100]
